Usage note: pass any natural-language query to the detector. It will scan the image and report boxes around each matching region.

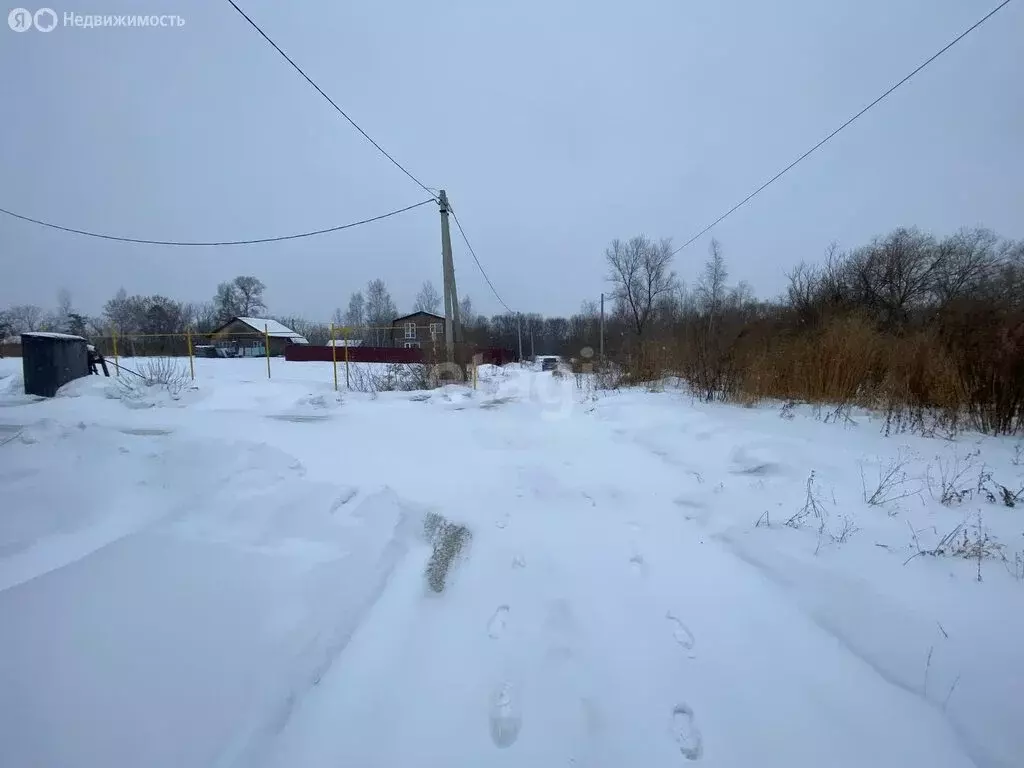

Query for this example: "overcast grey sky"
[2,0,1021,321]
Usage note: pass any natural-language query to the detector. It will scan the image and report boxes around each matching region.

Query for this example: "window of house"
[429,322,442,340]
[403,341,420,349]
[404,322,416,339]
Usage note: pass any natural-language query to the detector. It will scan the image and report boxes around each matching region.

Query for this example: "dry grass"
[625,310,1023,435]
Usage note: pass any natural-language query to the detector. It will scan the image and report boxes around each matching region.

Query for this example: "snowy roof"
[22,332,87,341]
[233,317,309,344]
[326,339,362,347]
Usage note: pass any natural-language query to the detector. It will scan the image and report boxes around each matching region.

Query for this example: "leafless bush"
[347,364,381,395]
[861,449,919,509]
[952,514,1003,582]
[787,470,828,529]
[593,362,624,391]
[830,515,859,544]
[998,484,1023,508]
[905,514,1005,581]
[1012,443,1022,467]
[349,363,435,394]
[932,460,1024,508]
[781,500,857,549]
[928,449,979,505]
[1007,551,1024,582]
[117,357,189,399]
[645,376,665,393]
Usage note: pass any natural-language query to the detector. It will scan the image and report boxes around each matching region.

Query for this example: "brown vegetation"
[607,227,1024,435]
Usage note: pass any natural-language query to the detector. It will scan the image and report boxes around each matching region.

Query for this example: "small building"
[391,311,446,349]
[209,317,309,357]
[21,332,89,397]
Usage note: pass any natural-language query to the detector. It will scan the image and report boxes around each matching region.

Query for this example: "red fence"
[285,345,515,365]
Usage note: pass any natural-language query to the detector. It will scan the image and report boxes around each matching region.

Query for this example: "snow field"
[0,357,1021,768]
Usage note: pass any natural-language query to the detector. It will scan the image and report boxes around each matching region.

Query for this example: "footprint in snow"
[327,487,358,514]
[671,704,703,761]
[487,605,510,639]
[512,554,526,569]
[489,683,521,748]
[629,552,647,577]
[666,613,696,656]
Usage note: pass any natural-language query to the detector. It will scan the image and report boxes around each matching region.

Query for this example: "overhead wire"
[449,207,515,314]
[0,199,435,246]
[671,0,1015,255]
[224,0,437,201]
[224,2,523,314]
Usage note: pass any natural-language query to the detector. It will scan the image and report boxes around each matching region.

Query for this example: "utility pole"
[600,293,605,365]
[438,190,462,362]
[517,313,523,362]
[530,324,535,360]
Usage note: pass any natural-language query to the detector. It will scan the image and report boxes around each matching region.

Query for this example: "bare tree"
[414,280,441,313]
[365,279,397,345]
[786,261,819,325]
[56,288,73,326]
[696,238,729,329]
[846,227,938,330]
[232,276,266,316]
[605,235,678,337]
[141,296,186,334]
[212,276,266,322]
[213,282,241,323]
[345,291,365,329]
[3,304,44,334]
[182,301,218,333]
[459,294,474,323]
[932,227,999,303]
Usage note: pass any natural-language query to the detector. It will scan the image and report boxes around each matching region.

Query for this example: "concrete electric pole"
[438,190,462,362]
[517,313,523,363]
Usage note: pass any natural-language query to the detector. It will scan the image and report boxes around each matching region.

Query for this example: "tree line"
[3,224,1021,433]
[598,226,1024,435]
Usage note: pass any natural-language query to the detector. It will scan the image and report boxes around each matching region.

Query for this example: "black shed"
[21,332,90,397]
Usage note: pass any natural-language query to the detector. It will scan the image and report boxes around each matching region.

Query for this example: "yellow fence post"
[112,328,120,377]
[186,328,195,380]
[344,326,350,389]
[264,324,271,378]
[330,323,338,391]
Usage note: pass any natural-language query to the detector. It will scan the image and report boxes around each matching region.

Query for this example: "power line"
[225,0,436,201]
[671,0,1014,255]
[449,209,515,314]
[0,199,434,246]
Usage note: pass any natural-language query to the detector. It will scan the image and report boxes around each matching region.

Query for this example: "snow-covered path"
[1,360,1021,768]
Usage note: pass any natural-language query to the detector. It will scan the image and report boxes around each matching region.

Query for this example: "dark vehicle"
[540,356,559,371]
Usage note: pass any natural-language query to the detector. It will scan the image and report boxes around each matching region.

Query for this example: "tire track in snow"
[215,490,422,768]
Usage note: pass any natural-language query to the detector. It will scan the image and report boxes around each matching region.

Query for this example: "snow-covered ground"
[0,356,1021,768]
